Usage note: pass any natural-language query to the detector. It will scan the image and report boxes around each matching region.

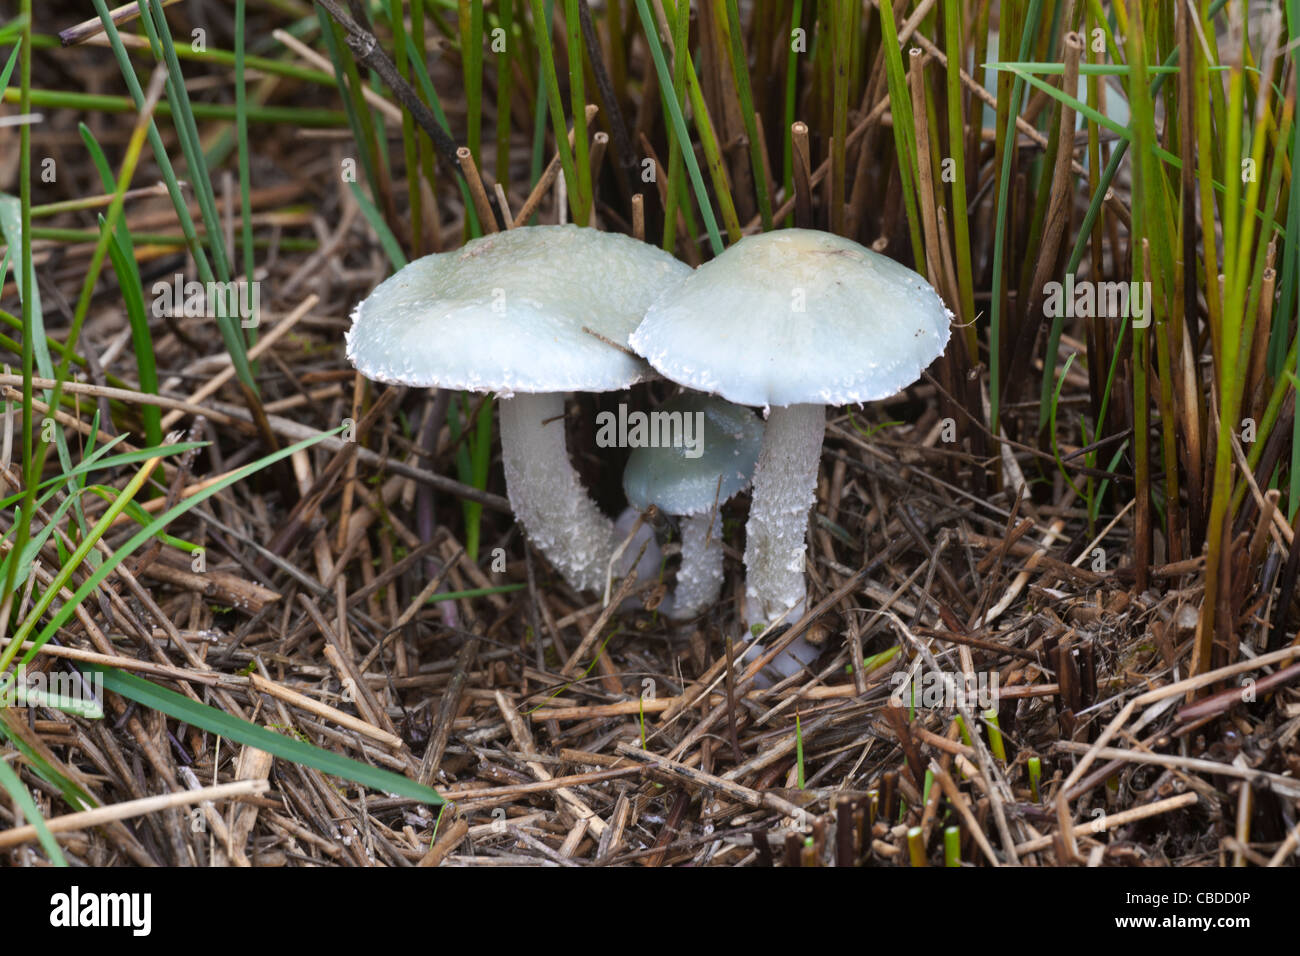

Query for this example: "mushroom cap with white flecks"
[622,393,764,516]
[629,229,952,408]
[346,225,692,394]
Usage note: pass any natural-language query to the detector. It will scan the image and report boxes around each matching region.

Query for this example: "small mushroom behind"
[631,228,951,667]
[613,507,662,585]
[622,393,763,620]
[611,506,662,610]
[346,224,691,594]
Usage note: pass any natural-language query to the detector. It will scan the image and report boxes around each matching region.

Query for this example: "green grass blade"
[137,0,232,282]
[404,33,482,237]
[90,0,256,394]
[782,0,803,228]
[633,0,724,254]
[461,0,485,163]
[84,666,441,804]
[102,223,162,447]
[987,0,1044,434]
[79,122,162,447]
[315,8,386,207]
[389,0,423,254]
[943,0,976,338]
[349,180,408,270]
[875,0,926,268]
[527,0,556,223]
[659,0,741,243]
[0,748,69,864]
[659,0,688,251]
[3,1,39,617]
[0,441,204,507]
[565,0,593,225]
[530,0,585,223]
[12,428,345,669]
[494,0,516,183]
[427,584,526,603]
[721,0,771,229]
[0,709,95,811]
[234,0,258,341]
[0,87,346,126]
[0,37,21,92]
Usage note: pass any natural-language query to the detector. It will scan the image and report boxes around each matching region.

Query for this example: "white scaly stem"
[666,511,724,620]
[743,402,825,628]
[499,393,616,594]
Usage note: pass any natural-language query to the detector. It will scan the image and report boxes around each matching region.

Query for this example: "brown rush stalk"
[653,0,742,244]
[721,0,774,230]
[845,26,888,238]
[907,48,942,285]
[577,0,636,202]
[459,0,484,165]
[829,0,852,234]
[389,0,421,255]
[1128,17,1157,600]
[873,1,924,272]
[2,64,167,638]
[658,0,689,252]
[791,121,814,228]
[1006,31,1082,415]
[531,0,585,224]
[698,0,745,220]
[512,103,600,227]
[940,0,976,356]
[458,147,500,232]
[1151,236,1184,569]
[315,0,462,174]
[564,0,594,225]
[1197,0,1270,678]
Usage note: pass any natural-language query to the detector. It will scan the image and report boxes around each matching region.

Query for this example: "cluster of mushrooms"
[346,224,950,681]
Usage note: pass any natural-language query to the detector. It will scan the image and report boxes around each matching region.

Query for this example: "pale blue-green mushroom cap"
[623,394,764,515]
[629,229,952,408]
[346,224,692,394]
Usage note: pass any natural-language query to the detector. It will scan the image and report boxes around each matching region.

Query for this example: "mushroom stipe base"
[499,392,618,596]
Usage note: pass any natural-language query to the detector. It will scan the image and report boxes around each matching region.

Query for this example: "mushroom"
[630,229,951,635]
[347,224,691,594]
[621,393,763,620]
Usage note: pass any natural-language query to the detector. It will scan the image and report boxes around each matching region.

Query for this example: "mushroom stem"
[743,402,825,628]
[667,511,724,620]
[499,392,616,594]
[742,630,821,687]
[614,507,661,611]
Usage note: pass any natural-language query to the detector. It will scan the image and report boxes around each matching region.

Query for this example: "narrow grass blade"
[13,428,346,669]
[234,0,258,339]
[988,0,1043,434]
[349,179,408,270]
[90,0,256,393]
[85,666,441,804]
[0,751,67,864]
[633,0,724,254]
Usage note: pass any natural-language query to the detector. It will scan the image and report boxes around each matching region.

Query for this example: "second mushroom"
[622,393,763,620]
[631,229,952,648]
